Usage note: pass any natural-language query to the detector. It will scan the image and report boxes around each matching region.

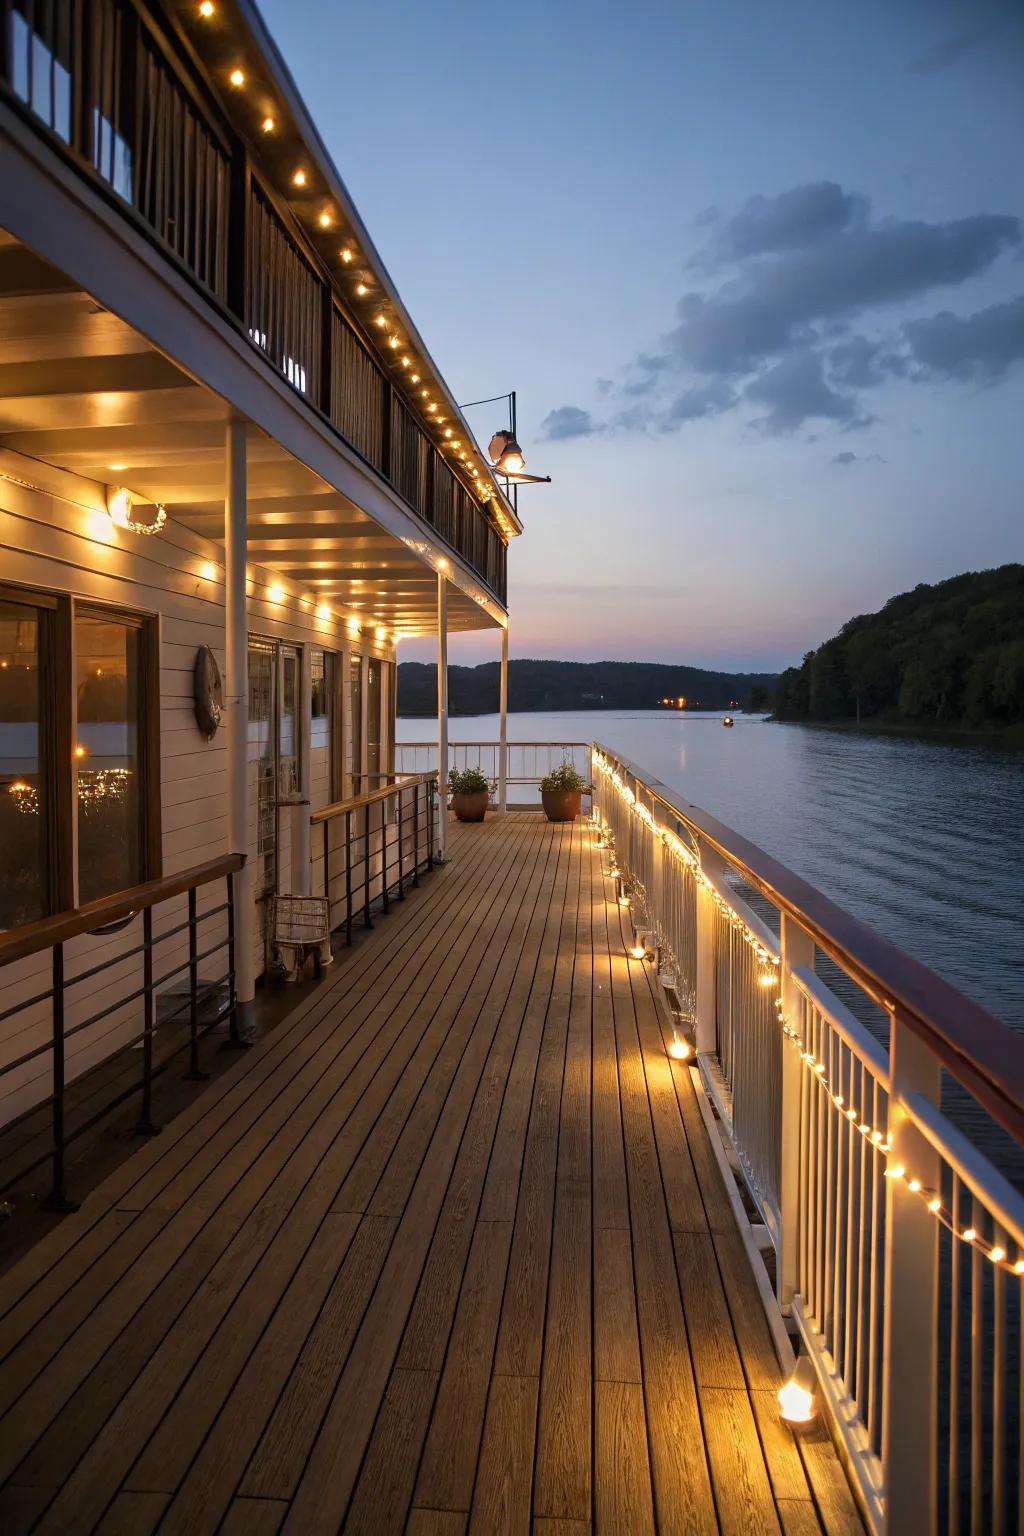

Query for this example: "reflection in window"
[366,659,382,782]
[75,616,141,904]
[0,601,46,930]
[10,3,72,144]
[280,646,299,797]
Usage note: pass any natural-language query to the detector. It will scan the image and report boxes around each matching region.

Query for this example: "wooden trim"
[595,742,1024,1143]
[310,771,436,827]
[0,852,244,966]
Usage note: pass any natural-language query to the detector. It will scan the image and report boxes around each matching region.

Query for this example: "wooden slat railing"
[0,0,507,604]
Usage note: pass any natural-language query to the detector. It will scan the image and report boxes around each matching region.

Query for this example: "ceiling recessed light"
[356,282,369,296]
[318,211,331,228]
[198,1,215,17]
[340,247,354,263]
[292,169,307,187]
[229,68,245,87]
[260,115,275,133]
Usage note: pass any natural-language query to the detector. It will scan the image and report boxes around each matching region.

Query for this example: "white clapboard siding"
[0,450,390,1131]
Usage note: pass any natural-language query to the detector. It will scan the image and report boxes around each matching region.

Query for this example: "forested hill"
[397,659,779,717]
[773,565,1024,729]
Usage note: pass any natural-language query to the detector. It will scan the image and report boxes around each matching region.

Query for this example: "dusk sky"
[263,0,1024,673]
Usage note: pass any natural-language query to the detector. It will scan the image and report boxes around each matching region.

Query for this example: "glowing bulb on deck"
[669,1037,692,1062]
[630,944,645,960]
[778,1358,818,1425]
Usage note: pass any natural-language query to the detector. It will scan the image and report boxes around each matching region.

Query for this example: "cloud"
[903,294,1024,382]
[549,181,1023,441]
[540,406,597,441]
[745,352,864,435]
[831,451,887,466]
[907,26,995,74]
[717,182,867,260]
[668,208,1020,376]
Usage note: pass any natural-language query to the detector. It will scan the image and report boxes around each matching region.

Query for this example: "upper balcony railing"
[0,0,508,605]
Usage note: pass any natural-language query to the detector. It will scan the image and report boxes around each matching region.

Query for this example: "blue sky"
[261,0,1024,672]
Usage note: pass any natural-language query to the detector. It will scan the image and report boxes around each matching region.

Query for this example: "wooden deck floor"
[0,814,862,1536]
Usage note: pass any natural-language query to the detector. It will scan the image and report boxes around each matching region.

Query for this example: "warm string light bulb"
[340,247,354,263]
[198,0,215,17]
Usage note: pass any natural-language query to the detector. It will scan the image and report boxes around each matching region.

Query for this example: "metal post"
[498,622,509,815]
[380,797,390,914]
[881,1010,941,1532]
[779,913,814,1310]
[44,943,77,1212]
[397,788,406,898]
[412,782,421,887]
[185,886,208,1081]
[137,906,159,1135]
[363,809,372,928]
[225,417,255,1044]
[344,809,353,945]
[437,573,448,862]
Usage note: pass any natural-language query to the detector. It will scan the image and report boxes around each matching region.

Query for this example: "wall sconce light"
[106,486,166,535]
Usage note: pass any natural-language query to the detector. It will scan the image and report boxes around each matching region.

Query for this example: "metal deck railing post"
[44,942,77,1212]
[137,907,158,1135]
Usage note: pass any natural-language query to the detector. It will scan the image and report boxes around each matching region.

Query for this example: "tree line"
[772,565,1024,729]
[397,658,779,716]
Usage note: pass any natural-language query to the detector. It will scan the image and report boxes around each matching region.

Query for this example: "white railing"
[591,741,1024,1535]
[396,740,591,807]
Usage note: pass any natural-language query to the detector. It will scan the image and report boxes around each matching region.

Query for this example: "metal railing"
[0,0,508,604]
[0,852,243,1211]
[395,742,591,807]
[311,772,438,944]
[591,742,1024,1535]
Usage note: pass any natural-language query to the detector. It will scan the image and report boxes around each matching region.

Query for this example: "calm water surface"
[399,710,1024,1029]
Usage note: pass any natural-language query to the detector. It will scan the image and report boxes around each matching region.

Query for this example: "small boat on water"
[723,715,734,727]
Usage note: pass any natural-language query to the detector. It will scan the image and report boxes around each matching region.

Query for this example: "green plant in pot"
[448,765,493,822]
[539,761,588,822]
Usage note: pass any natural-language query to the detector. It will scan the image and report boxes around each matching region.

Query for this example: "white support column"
[292,644,312,896]
[225,418,255,1040]
[882,1013,941,1532]
[437,573,448,862]
[498,622,508,815]
[779,913,815,1310]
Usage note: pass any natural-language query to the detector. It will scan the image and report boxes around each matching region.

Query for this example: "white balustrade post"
[694,844,724,1055]
[225,418,255,1040]
[498,622,508,815]
[881,1012,941,1532]
[436,573,448,862]
[778,913,814,1310]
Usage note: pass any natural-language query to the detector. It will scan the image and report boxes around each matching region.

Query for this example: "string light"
[198,0,215,15]
[593,750,1024,1279]
[356,282,369,297]
[374,314,387,328]
[340,247,354,263]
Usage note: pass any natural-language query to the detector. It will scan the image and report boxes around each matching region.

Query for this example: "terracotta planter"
[452,789,489,823]
[541,788,582,823]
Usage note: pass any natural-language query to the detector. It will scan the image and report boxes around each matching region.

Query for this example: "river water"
[398,709,1024,1030]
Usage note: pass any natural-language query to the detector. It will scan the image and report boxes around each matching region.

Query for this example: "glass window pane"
[76,616,141,903]
[0,601,46,930]
[347,656,362,794]
[366,659,382,780]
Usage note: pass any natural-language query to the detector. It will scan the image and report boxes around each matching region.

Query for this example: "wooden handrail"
[310,771,437,826]
[594,742,1024,1143]
[0,853,244,969]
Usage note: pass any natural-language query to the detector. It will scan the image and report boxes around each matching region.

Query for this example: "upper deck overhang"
[0,230,500,633]
[0,0,518,631]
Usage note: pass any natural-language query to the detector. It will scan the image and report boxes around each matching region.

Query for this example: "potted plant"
[448,765,493,822]
[540,761,588,822]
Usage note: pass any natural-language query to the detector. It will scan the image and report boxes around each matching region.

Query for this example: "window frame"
[0,583,160,927]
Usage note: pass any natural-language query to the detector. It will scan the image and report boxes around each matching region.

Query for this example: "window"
[366,659,382,783]
[10,0,73,145]
[0,590,155,928]
[75,615,144,904]
[0,599,48,930]
[347,656,362,795]
[279,645,300,798]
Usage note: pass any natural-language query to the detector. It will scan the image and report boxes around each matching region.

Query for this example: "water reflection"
[400,709,1024,1029]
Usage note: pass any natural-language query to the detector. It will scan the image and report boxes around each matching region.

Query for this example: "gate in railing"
[591,742,1024,1535]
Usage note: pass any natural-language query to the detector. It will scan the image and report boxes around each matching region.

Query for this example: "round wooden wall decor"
[193,645,223,740]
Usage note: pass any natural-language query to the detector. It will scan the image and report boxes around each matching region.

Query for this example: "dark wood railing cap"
[310,771,438,826]
[0,853,244,968]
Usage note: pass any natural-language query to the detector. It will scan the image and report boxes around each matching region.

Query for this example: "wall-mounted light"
[267,583,285,604]
[316,602,331,620]
[106,486,166,535]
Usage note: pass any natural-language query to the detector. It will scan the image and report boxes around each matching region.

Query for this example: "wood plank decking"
[0,814,862,1535]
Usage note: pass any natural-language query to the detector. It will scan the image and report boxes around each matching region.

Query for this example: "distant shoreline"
[771,716,1024,749]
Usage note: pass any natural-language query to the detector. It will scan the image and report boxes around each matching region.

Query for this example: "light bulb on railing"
[669,1035,692,1061]
[778,1358,818,1425]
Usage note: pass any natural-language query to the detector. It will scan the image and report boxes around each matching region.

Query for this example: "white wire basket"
[271,895,332,978]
